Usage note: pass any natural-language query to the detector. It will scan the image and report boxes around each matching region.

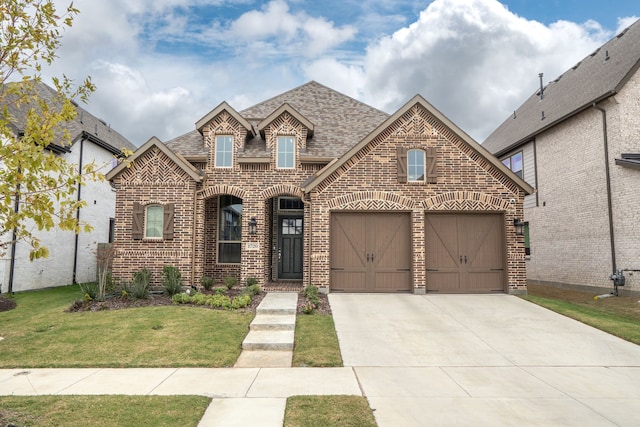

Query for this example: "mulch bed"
[0,296,17,312]
[65,287,332,314]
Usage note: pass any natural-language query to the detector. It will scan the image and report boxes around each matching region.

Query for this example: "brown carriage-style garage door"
[331,212,412,292]
[426,213,506,293]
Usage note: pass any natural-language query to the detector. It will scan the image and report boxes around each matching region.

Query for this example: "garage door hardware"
[366,253,375,262]
[459,255,468,264]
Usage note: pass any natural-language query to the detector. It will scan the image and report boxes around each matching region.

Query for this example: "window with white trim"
[408,149,425,182]
[215,135,233,168]
[145,205,163,239]
[277,136,295,169]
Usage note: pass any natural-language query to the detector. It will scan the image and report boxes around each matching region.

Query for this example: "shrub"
[78,282,99,301]
[304,285,320,305]
[200,276,215,291]
[223,276,237,290]
[162,265,183,296]
[191,292,207,305]
[213,287,227,295]
[207,294,231,309]
[172,293,191,304]
[232,294,252,309]
[246,277,258,287]
[301,301,316,314]
[244,284,261,296]
[129,268,151,299]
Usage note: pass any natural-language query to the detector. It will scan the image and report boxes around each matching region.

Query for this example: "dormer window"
[408,149,426,182]
[215,135,233,168]
[277,136,295,169]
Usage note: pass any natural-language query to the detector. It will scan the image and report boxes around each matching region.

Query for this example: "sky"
[42,0,639,146]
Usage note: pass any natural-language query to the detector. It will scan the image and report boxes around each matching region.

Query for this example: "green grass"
[292,314,343,367]
[524,294,640,345]
[0,395,210,427]
[0,285,253,368]
[284,396,377,427]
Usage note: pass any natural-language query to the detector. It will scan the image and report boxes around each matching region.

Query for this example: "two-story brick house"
[483,19,640,294]
[106,81,533,294]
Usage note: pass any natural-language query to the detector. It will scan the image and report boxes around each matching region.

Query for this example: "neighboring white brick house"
[484,19,640,294]
[0,82,135,293]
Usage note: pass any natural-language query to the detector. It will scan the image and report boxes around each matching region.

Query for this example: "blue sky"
[45,0,638,145]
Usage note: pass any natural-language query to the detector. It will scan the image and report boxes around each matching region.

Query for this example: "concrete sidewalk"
[0,367,362,426]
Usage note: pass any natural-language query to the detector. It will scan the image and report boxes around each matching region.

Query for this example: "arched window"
[408,149,425,182]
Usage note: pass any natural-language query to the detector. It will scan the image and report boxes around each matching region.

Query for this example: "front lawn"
[285,396,377,427]
[292,314,343,367]
[0,285,253,368]
[0,395,210,427]
[524,284,640,345]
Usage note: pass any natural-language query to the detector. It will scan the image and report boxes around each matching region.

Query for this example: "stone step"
[250,314,296,331]
[242,330,294,351]
[256,293,298,315]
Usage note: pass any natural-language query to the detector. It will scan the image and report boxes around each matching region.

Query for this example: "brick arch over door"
[260,184,305,201]
[201,185,246,200]
[328,191,416,210]
[422,191,512,211]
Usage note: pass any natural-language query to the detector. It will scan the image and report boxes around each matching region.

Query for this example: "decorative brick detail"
[422,192,511,211]
[120,147,194,185]
[260,184,305,200]
[328,191,415,210]
[201,185,246,200]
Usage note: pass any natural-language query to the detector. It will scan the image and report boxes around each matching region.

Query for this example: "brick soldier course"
[106,81,533,294]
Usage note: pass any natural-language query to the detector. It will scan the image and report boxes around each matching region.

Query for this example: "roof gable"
[484,18,640,155]
[195,101,254,137]
[257,103,314,139]
[304,94,534,195]
[106,136,203,182]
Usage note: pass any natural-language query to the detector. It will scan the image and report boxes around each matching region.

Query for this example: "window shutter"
[397,147,408,183]
[163,203,175,240]
[132,202,144,240]
[426,147,438,184]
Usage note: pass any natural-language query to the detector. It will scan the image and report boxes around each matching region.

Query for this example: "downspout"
[72,137,86,284]
[8,176,21,295]
[532,137,540,207]
[593,103,617,274]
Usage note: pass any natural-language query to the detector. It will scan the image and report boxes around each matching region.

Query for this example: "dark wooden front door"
[278,217,303,280]
[331,212,411,292]
[425,213,506,293]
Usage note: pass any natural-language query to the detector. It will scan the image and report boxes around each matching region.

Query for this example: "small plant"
[231,294,252,309]
[162,265,183,296]
[301,301,316,314]
[79,282,99,301]
[244,284,261,296]
[223,276,237,290]
[304,285,320,305]
[200,276,215,291]
[129,268,151,299]
[213,287,227,295]
[246,277,258,287]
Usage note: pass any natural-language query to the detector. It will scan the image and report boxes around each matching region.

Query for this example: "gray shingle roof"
[2,81,135,154]
[483,18,640,156]
[166,81,389,160]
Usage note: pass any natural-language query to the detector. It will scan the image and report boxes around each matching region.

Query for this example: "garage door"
[425,213,506,293]
[331,212,412,292]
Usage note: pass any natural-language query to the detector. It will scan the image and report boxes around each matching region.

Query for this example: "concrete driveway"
[329,293,640,427]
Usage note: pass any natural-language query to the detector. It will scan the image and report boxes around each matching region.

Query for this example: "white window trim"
[144,204,163,240]
[215,135,234,168]
[276,136,296,169]
[407,148,426,182]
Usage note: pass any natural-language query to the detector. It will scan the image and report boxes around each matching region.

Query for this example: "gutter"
[72,137,86,284]
[593,103,617,274]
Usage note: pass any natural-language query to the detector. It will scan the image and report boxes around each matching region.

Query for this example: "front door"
[278,217,303,280]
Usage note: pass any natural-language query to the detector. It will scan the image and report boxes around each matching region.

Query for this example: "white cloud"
[362,0,612,140]
[617,16,639,33]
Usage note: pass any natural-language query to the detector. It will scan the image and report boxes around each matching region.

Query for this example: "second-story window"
[145,205,164,239]
[502,151,523,179]
[277,136,295,169]
[215,135,233,168]
[408,149,425,182]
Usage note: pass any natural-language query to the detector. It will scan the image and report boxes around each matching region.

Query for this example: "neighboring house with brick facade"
[106,81,532,294]
[483,19,640,294]
[0,82,136,293]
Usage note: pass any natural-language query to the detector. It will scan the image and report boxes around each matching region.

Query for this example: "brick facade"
[108,84,529,293]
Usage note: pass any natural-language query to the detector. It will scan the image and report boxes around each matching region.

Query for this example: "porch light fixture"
[249,217,257,235]
[513,218,525,236]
